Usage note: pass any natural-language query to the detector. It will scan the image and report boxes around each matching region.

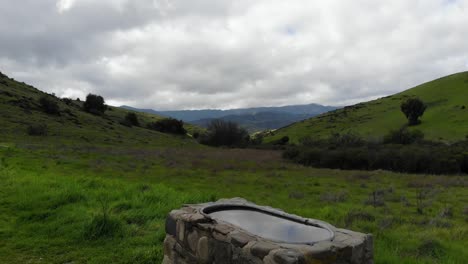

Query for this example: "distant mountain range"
[121,104,338,132]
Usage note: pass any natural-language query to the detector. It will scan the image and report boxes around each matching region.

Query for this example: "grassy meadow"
[1,143,467,263]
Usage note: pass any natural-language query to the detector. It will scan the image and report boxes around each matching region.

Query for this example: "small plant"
[84,195,123,240]
[365,189,386,207]
[288,191,305,199]
[417,239,446,259]
[320,191,348,203]
[344,209,375,227]
[39,96,60,115]
[416,188,434,215]
[27,124,48,136]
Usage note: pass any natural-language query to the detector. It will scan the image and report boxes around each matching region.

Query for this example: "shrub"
[401,98,427,126]
[417,239,446,259]
[198,119,249,147]
[250,133,264,145]
[83,94,106,115]
[84,213,123,240]
[84,195,123,240]
[121,113,140,127]
[273,136,289,145]
[39,96,60,115]
[328,132,365,148]
[27,124,48,136]
[383,127,424,144]
[344,210,375,227]
[147,118,186,135]
[61,98,73,105]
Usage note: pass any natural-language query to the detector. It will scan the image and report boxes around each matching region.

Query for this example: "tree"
[401,98,426,126]
[83,94,106,115]
[199,119,250,147]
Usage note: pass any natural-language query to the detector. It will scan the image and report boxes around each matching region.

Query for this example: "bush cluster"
[198,119,249,147]
[383,127,424,145]
[147,118,186,135]
[283,142,468,175]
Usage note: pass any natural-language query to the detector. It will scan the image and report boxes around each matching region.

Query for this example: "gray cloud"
[1,0,468,110]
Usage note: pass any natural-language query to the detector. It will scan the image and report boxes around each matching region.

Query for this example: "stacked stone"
[163,198,373,264]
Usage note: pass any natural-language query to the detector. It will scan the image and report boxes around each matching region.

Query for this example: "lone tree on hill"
[83,94,106,115]
[401,98,426,126]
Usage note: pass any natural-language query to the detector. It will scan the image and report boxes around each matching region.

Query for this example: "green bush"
[383,127,424,144]
[147,118,186,135]
[273,136,289,145]
[198,119,249,147]
[121,113,140,127]
[27,124,48,136]
[39,96,60,115]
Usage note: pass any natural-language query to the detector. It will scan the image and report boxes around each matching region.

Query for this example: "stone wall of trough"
[163,198,373,264]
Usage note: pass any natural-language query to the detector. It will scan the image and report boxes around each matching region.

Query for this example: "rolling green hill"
[0,71,200,148]
[266,72,468,143]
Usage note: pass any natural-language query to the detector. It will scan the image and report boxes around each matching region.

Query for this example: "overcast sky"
[1,0,468,110]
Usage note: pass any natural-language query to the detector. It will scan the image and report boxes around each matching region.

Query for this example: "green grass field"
[1,144,467,263]
[266,72,468,144]
[1,72,468,263]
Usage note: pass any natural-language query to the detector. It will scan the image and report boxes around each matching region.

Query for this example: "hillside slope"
[266,72,468,143]
[0,72,198,148]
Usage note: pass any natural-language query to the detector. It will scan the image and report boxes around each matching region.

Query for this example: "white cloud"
[1,0,468,110]
[56,0,75,13]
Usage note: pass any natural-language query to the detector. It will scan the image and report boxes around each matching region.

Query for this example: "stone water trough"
[163,198,373,264]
